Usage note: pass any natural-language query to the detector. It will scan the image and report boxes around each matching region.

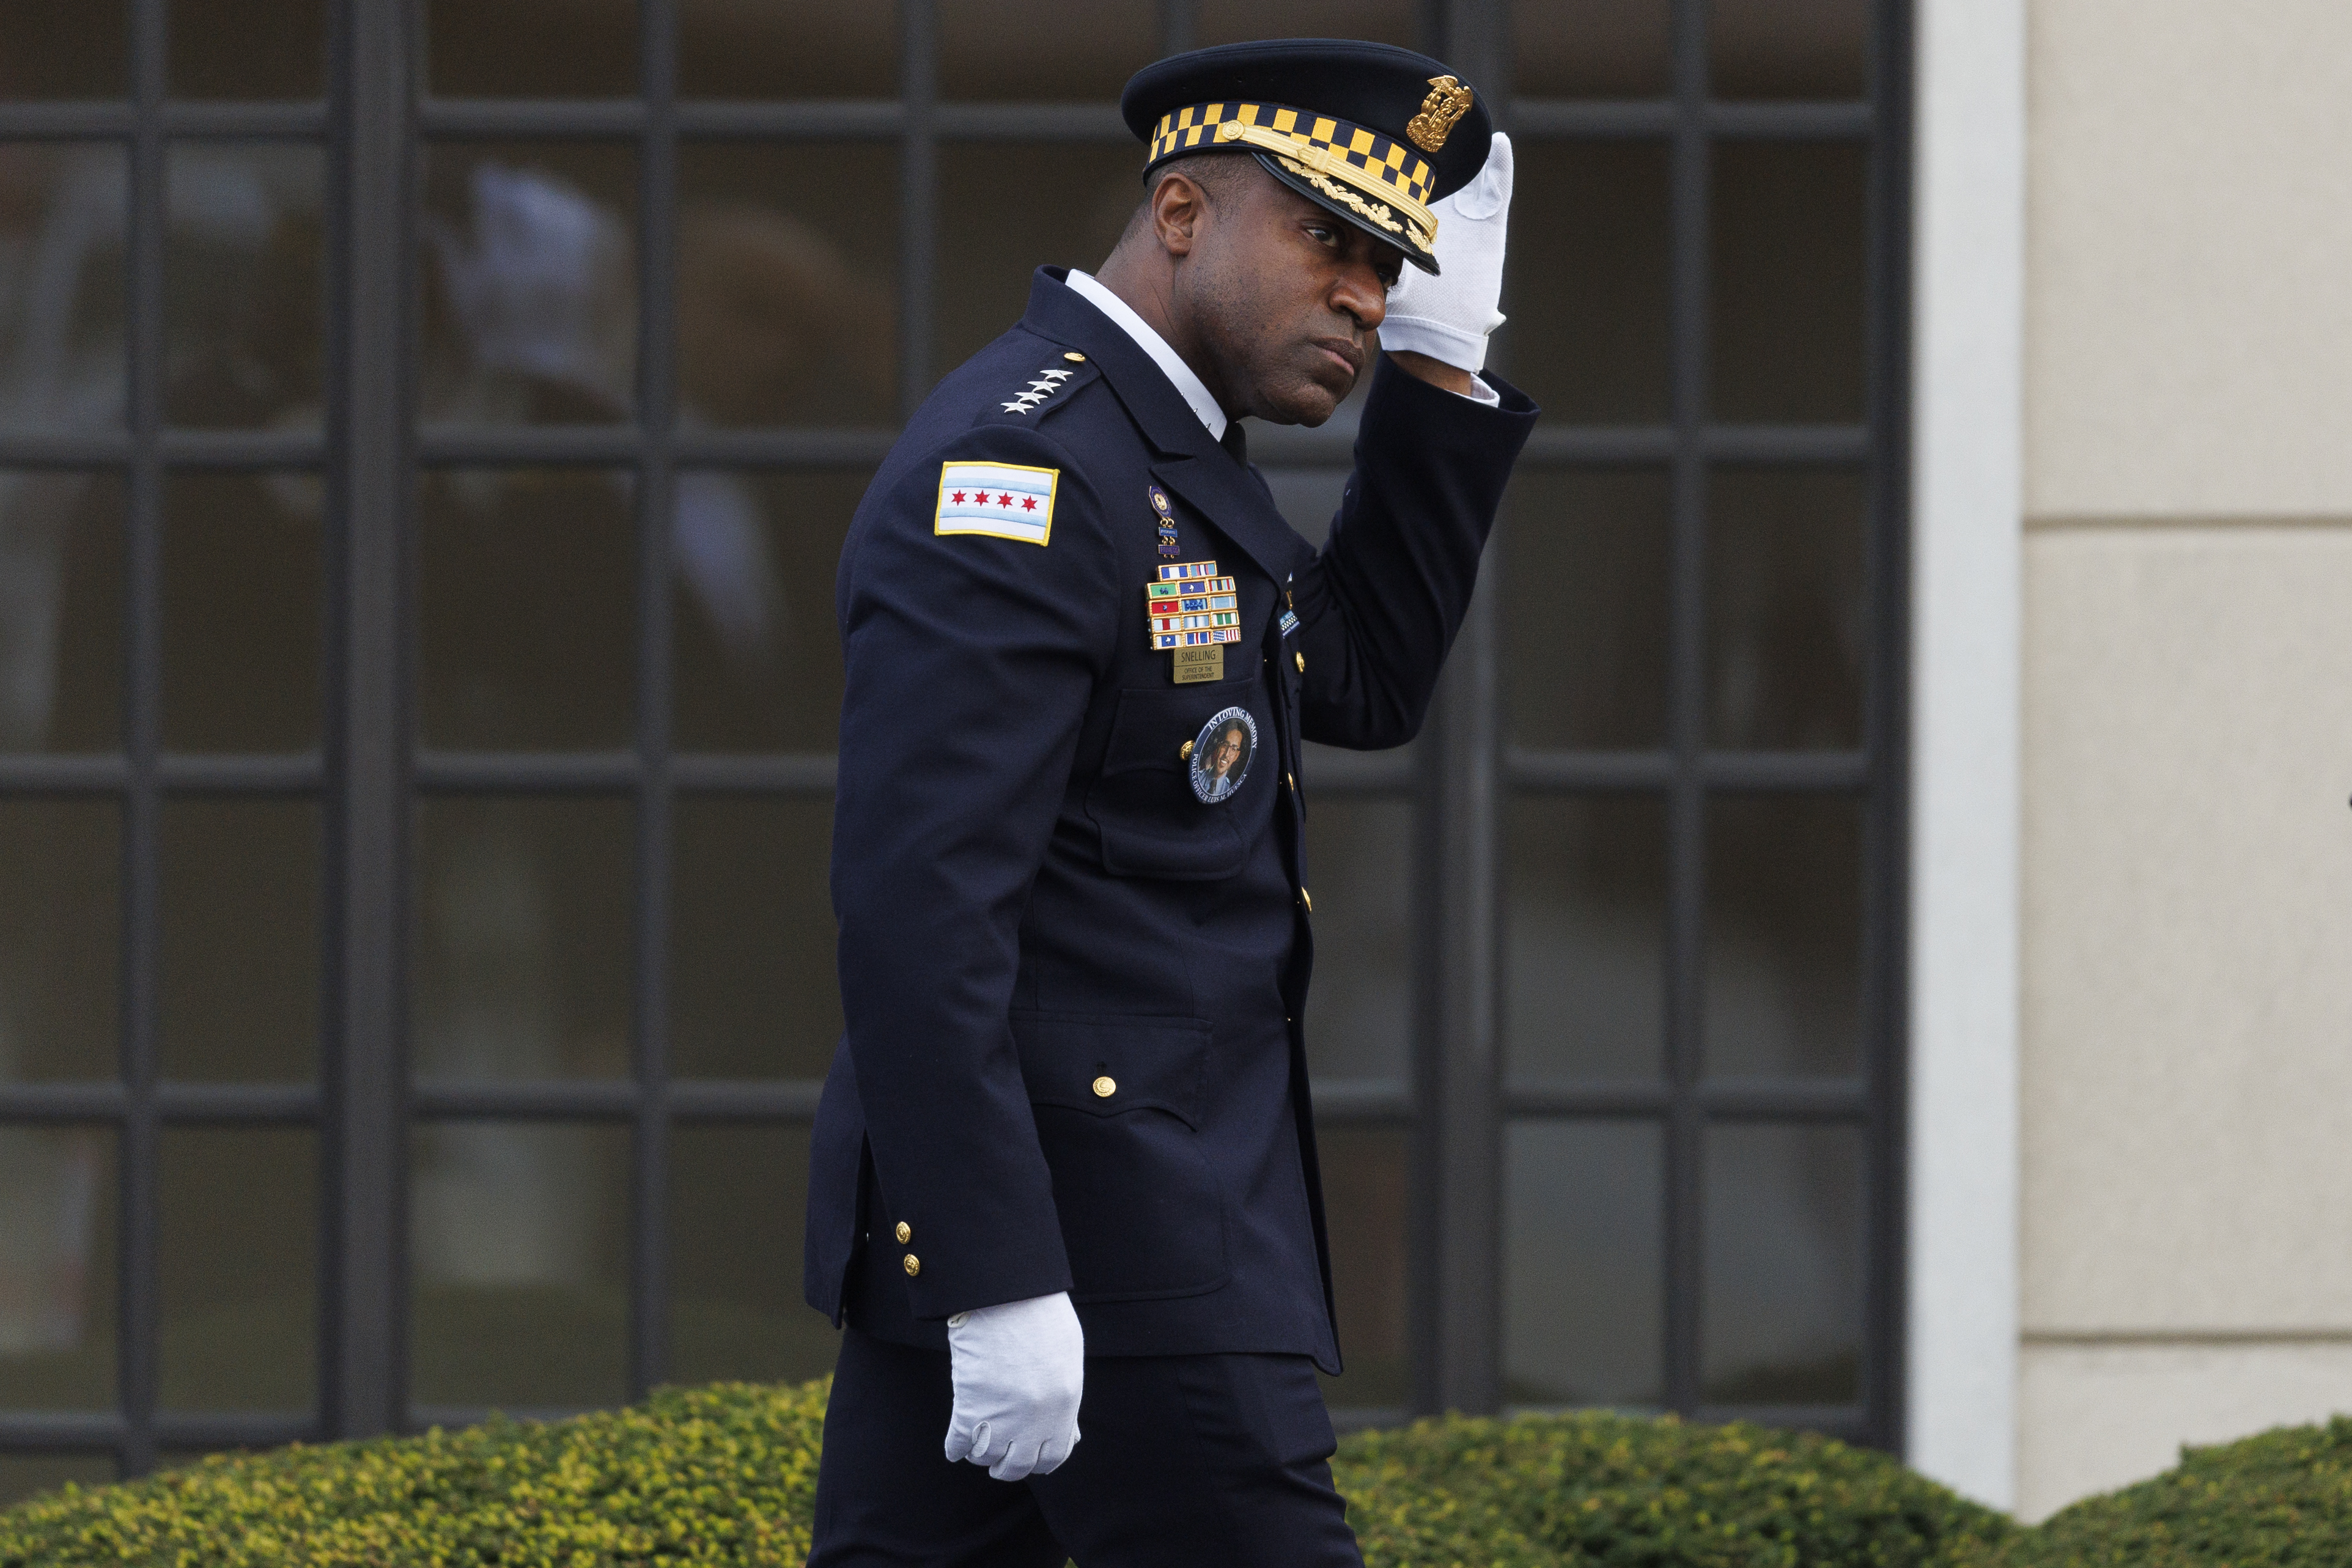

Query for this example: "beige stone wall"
[2019,0,2352,1520]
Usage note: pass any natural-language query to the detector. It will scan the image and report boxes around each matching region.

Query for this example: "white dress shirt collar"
[1063,268,1228,441]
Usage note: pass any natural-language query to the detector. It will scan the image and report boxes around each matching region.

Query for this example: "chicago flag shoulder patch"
[935,461,1058,546]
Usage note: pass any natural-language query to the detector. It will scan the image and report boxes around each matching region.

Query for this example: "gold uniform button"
[1300,888,1313,911]
[1294,652,1306,674]
[902,1253,921,1277]
[894,1221,912,1245]
[1092,1075,1117,1098]
[1063,352,1086,362]
[1287,771,1296,792]
[1179,740,1194,760]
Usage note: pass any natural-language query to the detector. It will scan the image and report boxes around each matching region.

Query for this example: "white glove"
[1379,131,1514,374]
[942,1289,1085,1481]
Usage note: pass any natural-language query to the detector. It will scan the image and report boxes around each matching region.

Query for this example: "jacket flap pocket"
[1097,682,1253,778]
[1085,685,1258,881]
[1009,1011,1212,1128]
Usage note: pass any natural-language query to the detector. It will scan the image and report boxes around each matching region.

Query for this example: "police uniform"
[804,40,1536,1566]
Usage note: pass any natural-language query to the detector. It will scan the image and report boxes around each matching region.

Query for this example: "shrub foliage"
[0,1382,826,1567]
[1979,1415,2352,1568]
[1333,1411,2015,1567]
[0,1380,2341,1566]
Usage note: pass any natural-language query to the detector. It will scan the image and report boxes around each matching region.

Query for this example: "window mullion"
[898,0,937,420]
[1662,0,1713,1421]
[1418,0,1511,1420]
[319,0,415,1443]
[117,0,168,1482]
[630,0,681,1401]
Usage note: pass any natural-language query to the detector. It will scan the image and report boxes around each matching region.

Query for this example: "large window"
[0,0,1906,1496]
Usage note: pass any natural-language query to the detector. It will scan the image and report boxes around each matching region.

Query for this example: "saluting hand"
[942,1289,1086,1481]
[1379,131,1516,374]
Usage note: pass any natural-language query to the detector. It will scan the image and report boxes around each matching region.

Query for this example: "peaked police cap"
[1121,39,1494,274]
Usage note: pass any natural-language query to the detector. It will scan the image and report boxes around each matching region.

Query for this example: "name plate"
[1171,644,1225,684]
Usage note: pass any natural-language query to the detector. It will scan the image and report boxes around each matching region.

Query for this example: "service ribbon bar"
[1147,561,1239,652]
[1151,627,1244,650]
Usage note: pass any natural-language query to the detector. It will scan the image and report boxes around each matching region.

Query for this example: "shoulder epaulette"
[981,352,1096,425]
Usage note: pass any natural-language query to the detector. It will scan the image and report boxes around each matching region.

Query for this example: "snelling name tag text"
[1171,644,1225,684]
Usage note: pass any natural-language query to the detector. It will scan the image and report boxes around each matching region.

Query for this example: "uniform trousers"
[808,1328,1365,1567]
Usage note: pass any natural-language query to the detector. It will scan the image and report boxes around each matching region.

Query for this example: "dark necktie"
[1219,421,1248,466]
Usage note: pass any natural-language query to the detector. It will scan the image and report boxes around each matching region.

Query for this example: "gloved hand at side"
[1378,131,1515,374]
[942,1289,1085,1481]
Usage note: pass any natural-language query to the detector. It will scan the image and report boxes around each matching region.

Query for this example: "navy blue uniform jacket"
[805,269,1535,1370]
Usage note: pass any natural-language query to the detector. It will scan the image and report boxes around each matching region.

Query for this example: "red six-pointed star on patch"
[998,493,1014,507]
[950,491,965,504]
[1022,496,1038,511]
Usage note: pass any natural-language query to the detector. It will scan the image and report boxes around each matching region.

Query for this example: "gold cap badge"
[1407,75,1475,153]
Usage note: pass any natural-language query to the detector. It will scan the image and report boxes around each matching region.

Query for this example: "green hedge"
[0,1381,2343,1566]
[1333,1413,2012,1566]
[0,1383,827,1567]
[1975,1416,2352,1568]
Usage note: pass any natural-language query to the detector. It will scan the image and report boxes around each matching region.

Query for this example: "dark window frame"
[0,0,1909,1478]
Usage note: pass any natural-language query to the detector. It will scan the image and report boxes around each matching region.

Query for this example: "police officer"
[804,38,1535,1566]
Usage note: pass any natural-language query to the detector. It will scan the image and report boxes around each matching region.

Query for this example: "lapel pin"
[1149,483,1179,558]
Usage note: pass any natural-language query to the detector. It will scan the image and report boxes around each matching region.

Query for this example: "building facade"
[0,0,2337,1524]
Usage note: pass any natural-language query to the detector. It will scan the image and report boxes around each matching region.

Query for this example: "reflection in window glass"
[941,1,1152,102]
[410,1122,630,1410]
[0,802,118,1084]
[418,468,635,751]
[1505,796,1666,1082]
[420,142,638,427]
[159,1128,316,1412]
[1701,1123,1863,1404]
[1314,1127,1410,1410]
[1504,1121,1662,1405]
[163,472,321,753]
[934,144,1137,380]
[1302,800,1411,1083]
[170,0,326,100]
[0,145,127,435]
[673,469,862,753]
[0,471,124,755]
[0,1127,117,1412]
[1503,470,1670,750]
[1704,795,1862,1078]
[668,1126,836,1385]
[0,1454,114,1509]
[1709,142,1867,424]
[678,142,897,429]
[1504,141,1671,425]
[164,143,325,431]
[1711,0,1870,101]
[1513,0,1671,99]
[161,800,319,1084]
[413,798,633,1083]
[680,0,896,100]
[671,797,839,1081]
[0,4,127,100]
[1707,468,1866,752]
[426,0,638,98]
[1198,0,1416,47]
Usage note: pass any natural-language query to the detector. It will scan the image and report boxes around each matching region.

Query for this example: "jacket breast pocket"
[1011,1010,1229,1303]
[1083,682,1255,880]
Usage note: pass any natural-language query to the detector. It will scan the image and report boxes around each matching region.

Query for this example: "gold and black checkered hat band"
[1146,101,1438,256]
